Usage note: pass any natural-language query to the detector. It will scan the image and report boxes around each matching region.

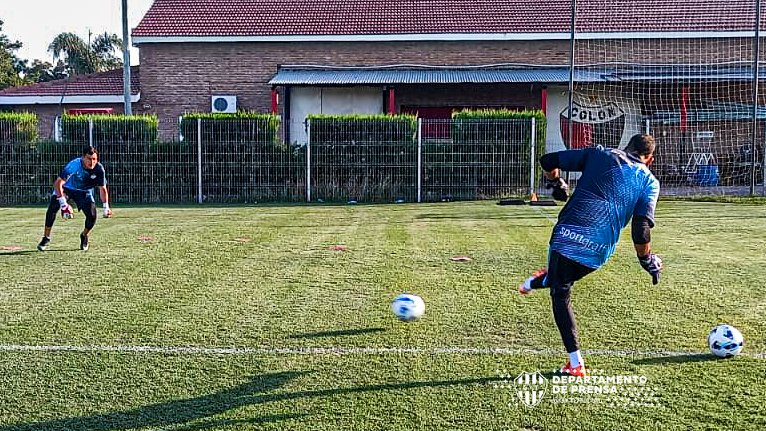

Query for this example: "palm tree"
[48,31,123,75]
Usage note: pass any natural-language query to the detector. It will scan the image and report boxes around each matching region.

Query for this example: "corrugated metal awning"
[268,67,606,85]
[270,65,766,86]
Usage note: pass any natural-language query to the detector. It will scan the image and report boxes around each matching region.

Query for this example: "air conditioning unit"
[211,95,237,113]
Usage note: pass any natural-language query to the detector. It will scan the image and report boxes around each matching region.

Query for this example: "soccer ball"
[707,324,744,358]
[391,294,425,321]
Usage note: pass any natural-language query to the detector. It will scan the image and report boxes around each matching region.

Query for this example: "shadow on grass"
[632,353,716,365]
[0,249,74,256]
[3,371,497,431]
[289,327,385,339]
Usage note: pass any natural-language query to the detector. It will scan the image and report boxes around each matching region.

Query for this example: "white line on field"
[531,205,559,225]
[0,344,763,358]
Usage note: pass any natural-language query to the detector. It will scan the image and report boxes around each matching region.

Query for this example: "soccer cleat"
[37,236,50,251]
[518,268,547,295]
[560,362,587,377]
[80,233,89,251]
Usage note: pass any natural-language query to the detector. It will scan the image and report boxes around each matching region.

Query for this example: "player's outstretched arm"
[53,177,66,199]
[544,175,569,202]
[538,149,591,202]
[52,177,74,219]
[99,186,112,218]
[632,215,661,285]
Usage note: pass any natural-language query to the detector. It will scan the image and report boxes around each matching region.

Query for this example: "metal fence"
[0,118,540,205]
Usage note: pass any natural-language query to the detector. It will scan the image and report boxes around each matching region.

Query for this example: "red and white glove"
[103,203,112,218]
[58,196,73,219]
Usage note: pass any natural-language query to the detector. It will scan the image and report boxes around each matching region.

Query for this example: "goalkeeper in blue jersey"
[518,134,662,377]
[37,146,112,252]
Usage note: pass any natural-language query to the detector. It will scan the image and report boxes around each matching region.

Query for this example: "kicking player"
[519,134,662,377]
[37,146,112,251]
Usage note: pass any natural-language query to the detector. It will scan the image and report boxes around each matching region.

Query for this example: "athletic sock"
[569,350,584,368]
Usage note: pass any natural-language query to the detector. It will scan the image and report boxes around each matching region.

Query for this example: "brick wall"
[18,37,753,140]
[138,40,570,138]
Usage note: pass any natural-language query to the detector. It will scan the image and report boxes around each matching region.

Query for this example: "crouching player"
[37,146,112,252]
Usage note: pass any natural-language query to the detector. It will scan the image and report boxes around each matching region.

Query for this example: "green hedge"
[179,112,280,145]
[57,114,159,203]
[0,139,82,204]
[0,110,548,204]
[451,109,546,156]
[178,112,299,203]
[421,109,546,201]
[60,114,158,143]
[307,114,417,143]
[307,114,418,202]
[0,115,44,192]
[0,112,38,143]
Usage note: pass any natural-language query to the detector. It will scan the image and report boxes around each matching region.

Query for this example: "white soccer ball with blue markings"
[391,294,425,322]
[708,324,744,358]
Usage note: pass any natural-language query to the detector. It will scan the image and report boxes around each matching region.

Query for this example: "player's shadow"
[2,371,497,431]
[289,327,385,339]
[538,370,567,380]
[632,353,715,365]
[0,249,73,256]
[1,371,307,431]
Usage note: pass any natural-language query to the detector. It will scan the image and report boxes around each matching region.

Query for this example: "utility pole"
[752,0,761,195]
[567,0,577,150]
[122,0,132,115]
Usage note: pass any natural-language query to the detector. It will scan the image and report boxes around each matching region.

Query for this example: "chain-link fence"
[3,113,763,205]
[0,117,541,205]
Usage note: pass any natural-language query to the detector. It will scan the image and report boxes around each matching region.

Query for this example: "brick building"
[0,0,760,155]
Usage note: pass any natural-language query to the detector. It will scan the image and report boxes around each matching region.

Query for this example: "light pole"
[122,0,132,115]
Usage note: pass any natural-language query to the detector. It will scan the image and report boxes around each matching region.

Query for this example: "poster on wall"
[559,100,626,149]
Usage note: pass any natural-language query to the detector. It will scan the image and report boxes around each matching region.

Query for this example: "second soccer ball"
[708,324,744,358]
[391,293,425,322]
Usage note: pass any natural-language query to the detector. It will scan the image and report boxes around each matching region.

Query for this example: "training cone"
[530,192,538,202]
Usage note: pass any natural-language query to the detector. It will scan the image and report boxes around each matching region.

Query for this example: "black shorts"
[60,188,95,211]
[546,250,596,295]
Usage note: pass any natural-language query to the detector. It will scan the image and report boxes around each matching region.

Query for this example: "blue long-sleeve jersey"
[547,146,660,269]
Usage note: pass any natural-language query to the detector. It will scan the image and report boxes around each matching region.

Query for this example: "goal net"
[565,0,763,195]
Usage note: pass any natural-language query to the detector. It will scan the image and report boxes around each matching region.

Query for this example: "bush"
[178,112,298,203]
[0,112,38,143]
[179,112,280,145]
[60,114,158,144]
[307,114,417,202]
[421,109,546,200]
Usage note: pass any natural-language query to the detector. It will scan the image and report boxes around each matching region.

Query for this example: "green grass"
[0,201,764,430]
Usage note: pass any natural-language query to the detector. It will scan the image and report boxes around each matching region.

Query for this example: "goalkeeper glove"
[57,196,73,220]
[545,177,569,202]
[638,253,662,285]
[103,203,112,218]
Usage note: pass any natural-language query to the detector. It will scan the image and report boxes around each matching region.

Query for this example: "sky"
[0,0,156,66]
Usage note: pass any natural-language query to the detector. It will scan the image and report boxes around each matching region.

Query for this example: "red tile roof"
[132,0,757,38]
[0,67,139,97]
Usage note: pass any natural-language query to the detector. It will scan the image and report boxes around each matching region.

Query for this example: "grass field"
[0,201,765,430]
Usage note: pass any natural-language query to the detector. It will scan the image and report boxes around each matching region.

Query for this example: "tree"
[48,31,123,76]
[0,19,25,89]
[24,59,68,83]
